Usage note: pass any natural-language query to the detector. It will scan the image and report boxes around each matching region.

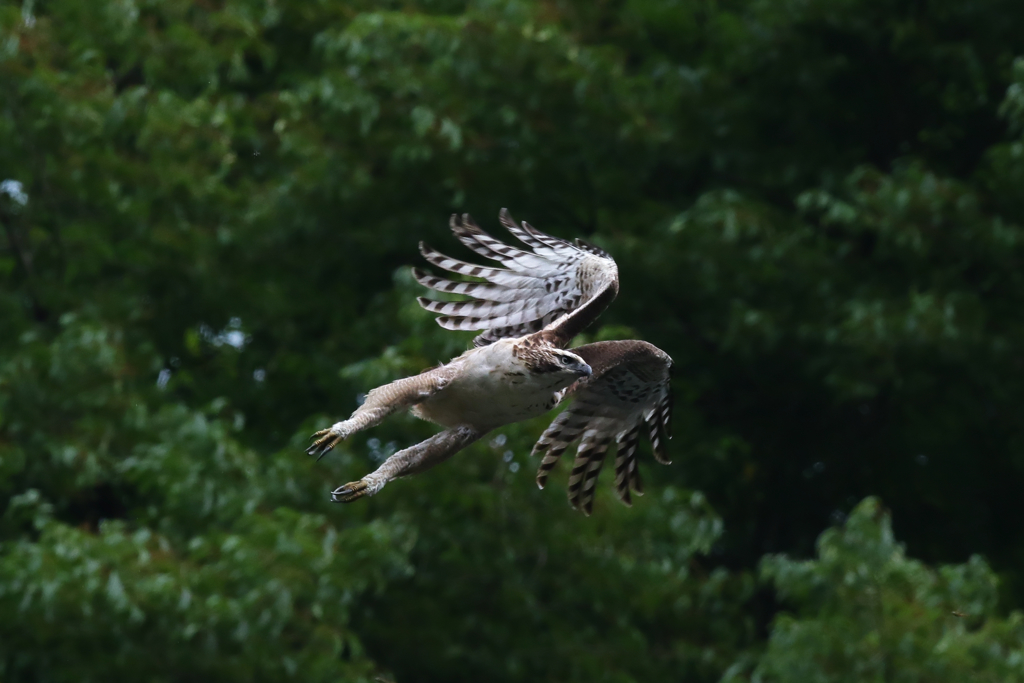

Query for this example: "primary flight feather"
[307,209,673,515]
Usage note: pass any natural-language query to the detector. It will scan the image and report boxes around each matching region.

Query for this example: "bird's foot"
[332,479,370,503]
[307,423,349,461]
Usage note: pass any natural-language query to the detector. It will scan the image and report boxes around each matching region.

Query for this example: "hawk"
[308,210,673,514]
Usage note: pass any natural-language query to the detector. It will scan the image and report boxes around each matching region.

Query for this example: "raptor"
[307,210,673,514]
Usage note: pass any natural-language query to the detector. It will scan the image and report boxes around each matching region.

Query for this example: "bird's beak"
[579,363,593,377]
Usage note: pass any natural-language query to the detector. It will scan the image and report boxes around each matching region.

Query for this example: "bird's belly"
[413,367,563,429]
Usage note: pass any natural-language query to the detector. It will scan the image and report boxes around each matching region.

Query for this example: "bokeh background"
[3,1,1024,681]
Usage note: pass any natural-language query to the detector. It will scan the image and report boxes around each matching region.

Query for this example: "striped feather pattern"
[646,391,673,465]
[567,432,613,515]
[416,210,618,347]
[531,340,673,515]
[613,427,642,506]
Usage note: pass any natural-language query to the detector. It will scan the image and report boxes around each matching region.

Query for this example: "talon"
[307,428,342,460]
[332,480,369,503]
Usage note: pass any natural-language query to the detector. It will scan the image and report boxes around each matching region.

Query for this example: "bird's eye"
[560,356,574,366]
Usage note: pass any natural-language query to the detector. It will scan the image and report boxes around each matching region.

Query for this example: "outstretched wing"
[414,209,618,347]
[532,340,673,515]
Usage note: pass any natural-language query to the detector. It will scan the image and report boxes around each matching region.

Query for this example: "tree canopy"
[2,1,1024,681]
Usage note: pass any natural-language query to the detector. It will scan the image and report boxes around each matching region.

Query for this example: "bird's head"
[513,339,593,384]
[545,349,593,380]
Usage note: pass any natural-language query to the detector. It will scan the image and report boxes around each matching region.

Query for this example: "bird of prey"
[307,209,673,515]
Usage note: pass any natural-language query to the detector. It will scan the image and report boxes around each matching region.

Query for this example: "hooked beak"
[579,363,593,377]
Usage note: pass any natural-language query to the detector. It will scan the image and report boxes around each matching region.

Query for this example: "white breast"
[412,340,570,430]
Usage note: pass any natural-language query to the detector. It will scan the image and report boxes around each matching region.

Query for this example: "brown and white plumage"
[307,209,673,514]
[532,341,673,515]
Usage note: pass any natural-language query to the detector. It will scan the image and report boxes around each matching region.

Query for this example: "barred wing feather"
[414,210,618,347]
[532,340,673,515]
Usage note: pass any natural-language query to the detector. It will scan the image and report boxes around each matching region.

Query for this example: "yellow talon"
[307,428,343,460]
[332,480,369,503]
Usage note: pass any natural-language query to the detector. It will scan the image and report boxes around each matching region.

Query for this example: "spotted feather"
[531,340,673,513]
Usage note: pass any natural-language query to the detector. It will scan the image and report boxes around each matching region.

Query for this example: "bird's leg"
[307,369,449,460]
[307,406,388,461]
[332,426,483,503]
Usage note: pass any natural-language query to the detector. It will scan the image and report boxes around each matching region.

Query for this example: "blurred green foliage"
[2,0,1024,681]
[728,499,1024,682]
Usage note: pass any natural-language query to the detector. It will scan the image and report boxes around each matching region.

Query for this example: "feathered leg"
[332,426,483,502]
[307,368,451,459]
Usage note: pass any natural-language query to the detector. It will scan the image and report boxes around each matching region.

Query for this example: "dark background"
[2,1,1024,681]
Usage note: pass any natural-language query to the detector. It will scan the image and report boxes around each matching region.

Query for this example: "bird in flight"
[308,209,673,514]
